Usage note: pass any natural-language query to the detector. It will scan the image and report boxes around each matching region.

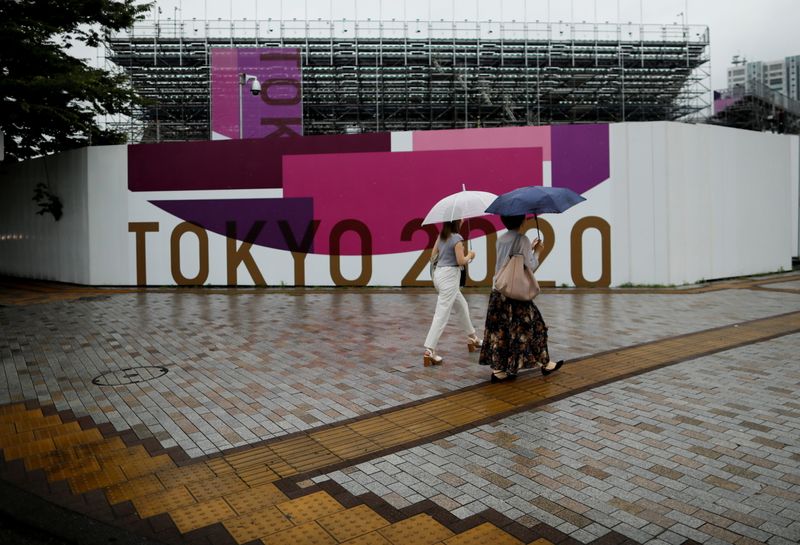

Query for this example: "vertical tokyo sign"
[210,48,303,140]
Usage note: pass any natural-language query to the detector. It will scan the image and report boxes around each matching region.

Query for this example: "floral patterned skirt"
[478,290,550,374]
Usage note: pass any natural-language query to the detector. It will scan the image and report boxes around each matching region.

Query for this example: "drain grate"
[92,366,168,386]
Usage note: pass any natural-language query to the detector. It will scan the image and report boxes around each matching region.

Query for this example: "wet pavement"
[1,275,799,545]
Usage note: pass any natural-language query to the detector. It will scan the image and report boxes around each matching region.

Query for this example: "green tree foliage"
[0,0,150,162]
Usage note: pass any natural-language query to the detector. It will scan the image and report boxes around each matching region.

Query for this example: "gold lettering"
[170,222,209,286]
[570,216,611,288]
[226,221,266,286]
[399,219,439,287]
[459,217,498,287]
[329,220,372,286]
[128,222,159,286]
[278,220,321,287]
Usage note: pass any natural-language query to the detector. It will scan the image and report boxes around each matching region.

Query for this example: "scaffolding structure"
[106,18,711,142]
[710,80,800,134]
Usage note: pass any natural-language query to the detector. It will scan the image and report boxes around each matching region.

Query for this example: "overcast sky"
[117,0,800,91]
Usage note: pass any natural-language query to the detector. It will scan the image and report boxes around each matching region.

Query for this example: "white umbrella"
[421,189,498,225]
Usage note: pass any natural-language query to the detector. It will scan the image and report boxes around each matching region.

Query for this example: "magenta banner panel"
[283,147,543,256]
[128,133,391,192]
[211,47,303,139]
[551,124,610,195]
[210,49,238,139]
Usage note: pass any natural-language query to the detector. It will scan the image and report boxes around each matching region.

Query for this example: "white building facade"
[727,54,800,99]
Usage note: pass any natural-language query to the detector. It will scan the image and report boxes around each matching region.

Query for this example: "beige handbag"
[494,235,540,301]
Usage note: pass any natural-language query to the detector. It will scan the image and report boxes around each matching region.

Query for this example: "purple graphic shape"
[211,48,302,139]
[128,132,391,192]
[551,124,610,195]
[256,49,302,138]
[150,198,314,252]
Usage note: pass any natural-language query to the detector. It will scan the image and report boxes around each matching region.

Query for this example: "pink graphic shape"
[210,49,239,139]
[412,126,552,161]
[283,147,543,256]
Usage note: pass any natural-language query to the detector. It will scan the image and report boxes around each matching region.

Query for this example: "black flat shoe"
[490,371,508,383]
[541,360,564,376]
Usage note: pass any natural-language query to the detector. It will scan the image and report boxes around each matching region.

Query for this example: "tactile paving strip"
[132,486,196,519]
[186,473,248,502]
[222,505,294,542]
[316,505,390,542]
[342,532,394,545]
[168,497,236,534]
[277,491,345,525]
[105,473,164,505]
[378,514,454,545]
[444,522,524,545]
[265,521,337,545]
[224,482,287,515]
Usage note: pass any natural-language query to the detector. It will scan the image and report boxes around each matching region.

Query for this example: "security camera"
[240,73,261,95]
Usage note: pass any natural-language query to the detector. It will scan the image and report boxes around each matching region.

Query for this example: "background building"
[106,17,710,143]
[715,53,800,133]
[726,54,800,100]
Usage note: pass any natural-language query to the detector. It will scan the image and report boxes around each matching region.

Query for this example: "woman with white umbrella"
[421,189,496,366]
[422,219,481,366]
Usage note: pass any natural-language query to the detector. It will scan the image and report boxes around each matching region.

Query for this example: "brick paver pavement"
[1,275,799,545]
[321,334,800,544]
[1,285,797,458]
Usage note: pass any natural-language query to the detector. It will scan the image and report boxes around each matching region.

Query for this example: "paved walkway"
[1,274,799,545]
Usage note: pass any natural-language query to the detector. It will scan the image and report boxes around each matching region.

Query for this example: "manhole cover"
[92,366,168,386]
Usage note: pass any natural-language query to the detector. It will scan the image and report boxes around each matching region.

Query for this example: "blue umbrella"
[485,186,585,216]
[485,186,586,236]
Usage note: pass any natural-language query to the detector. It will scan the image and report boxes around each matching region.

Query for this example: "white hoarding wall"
[87,145,130,285]
[0,148,91,283]
[612,123,794,286]
[0,123,795,287]
[791,134,800,258]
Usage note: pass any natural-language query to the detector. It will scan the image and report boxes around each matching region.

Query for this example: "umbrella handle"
[462,184,471,253]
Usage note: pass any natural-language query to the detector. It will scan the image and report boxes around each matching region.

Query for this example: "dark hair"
[439,219,461,241]
[500,215,525,230]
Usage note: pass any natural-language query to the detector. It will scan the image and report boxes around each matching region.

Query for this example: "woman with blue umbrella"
[479,187,584,382]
